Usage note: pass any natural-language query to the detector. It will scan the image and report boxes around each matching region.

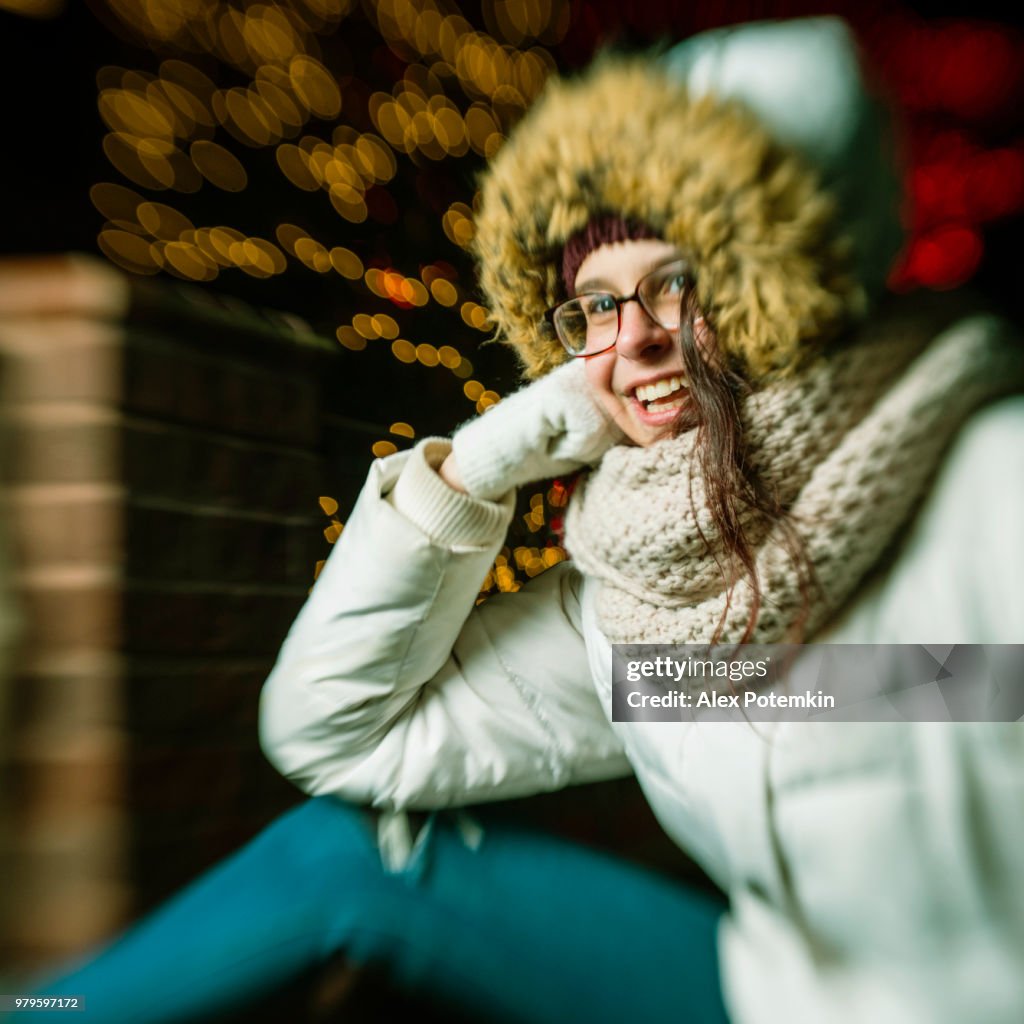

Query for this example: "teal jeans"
[21,796,730,1023]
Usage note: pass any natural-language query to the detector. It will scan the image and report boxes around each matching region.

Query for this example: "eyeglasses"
[545,259,692,358]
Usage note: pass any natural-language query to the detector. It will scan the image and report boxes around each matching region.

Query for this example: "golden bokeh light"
[547,482,569,507]
[157,77,215,131]
[233,236,287,276]
[438,345,462,368]
[90,182,146,229]
[275,222,310,254]
[216,7,252,68]
[352,313,378,338]
[191,228,224,266]
[336,325,366,350]
[372,440,398,457]
[293,236,331,272]
[415,343,439,366]
[460,301,490,330]
[326,149,366,191]
[230,241,264,272]
[477,389,500,413]
[494,565,515,590]
[163,239,217,281]
[442,202,475,248]
[542,546,565,567]
[202,226,246,265]
[371,0,549,114]
[276,143,320,190]
[97,227,162,275]
[354,133,397,182]
[430,278,458,306]
[215,86,281,147]
[329,183,368,223]
[329,246,364,279]
[391,338,417,363]
[99,84,175,139]
[373,313,399,339]
[88,0,552,496]
[432,105,468,155]
[160,60,217,104]
[364,267,387,297]
[190,139,248,191]
[103,132,174,190]
[464,103,498,153]
[136,201,194,239]
[242,4,302,65]
[402,278,429,305]
[254,74,305,128]
[289,54,342,119]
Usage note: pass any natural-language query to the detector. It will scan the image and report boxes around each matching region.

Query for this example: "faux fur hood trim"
[473,58,865,380]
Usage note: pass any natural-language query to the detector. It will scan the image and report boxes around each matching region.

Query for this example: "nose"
[615,298,673,361]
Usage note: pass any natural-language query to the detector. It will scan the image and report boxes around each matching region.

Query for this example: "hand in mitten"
[450,359,624,500]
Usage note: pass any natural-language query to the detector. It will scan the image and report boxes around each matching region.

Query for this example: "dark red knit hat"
[561,213,660,296]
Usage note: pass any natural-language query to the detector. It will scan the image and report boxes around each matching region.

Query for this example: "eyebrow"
[574,275,615,294]
[574,255,684,295]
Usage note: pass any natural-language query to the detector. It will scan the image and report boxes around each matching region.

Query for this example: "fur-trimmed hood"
[473,57,873,381]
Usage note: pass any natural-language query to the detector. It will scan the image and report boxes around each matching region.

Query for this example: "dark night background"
[2,0,1024,437]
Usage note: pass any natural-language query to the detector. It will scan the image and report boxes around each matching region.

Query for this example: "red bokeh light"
[891,224,984,290]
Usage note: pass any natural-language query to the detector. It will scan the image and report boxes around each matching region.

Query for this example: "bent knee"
[255,796,383,879]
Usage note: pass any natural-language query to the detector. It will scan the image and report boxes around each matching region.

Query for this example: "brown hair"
[675,293,815,643]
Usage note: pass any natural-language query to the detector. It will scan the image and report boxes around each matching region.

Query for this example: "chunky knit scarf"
[564,312,1024,645]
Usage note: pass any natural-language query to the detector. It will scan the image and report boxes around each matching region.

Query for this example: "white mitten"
[451,360,623,500]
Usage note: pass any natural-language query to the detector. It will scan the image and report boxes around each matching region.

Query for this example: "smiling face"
[574,239,703,447]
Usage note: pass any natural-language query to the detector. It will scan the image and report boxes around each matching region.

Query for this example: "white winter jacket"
[259,384,1024,1024]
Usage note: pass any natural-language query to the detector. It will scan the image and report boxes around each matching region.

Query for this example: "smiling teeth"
[647,396,686,412]
[636,375,685,404]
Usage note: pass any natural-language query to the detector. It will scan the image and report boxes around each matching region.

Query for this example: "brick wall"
[0,256,379,974]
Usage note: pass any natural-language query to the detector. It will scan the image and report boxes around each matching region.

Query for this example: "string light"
[91,0,532,456]
[80,0,1022,598]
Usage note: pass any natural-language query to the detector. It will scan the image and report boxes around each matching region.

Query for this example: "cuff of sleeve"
[391,437,514,548]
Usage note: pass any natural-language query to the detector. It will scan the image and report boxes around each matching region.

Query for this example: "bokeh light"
[5,0,1016,593]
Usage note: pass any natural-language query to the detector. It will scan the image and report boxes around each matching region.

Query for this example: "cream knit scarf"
[564,312,1023,645]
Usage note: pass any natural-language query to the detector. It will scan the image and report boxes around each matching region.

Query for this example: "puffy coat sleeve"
[258,438,629,811]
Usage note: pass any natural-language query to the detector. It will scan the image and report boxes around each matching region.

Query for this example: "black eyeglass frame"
[543,258,693,358]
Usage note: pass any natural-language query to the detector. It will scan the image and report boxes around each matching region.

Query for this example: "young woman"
[26,17,1024,1024]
